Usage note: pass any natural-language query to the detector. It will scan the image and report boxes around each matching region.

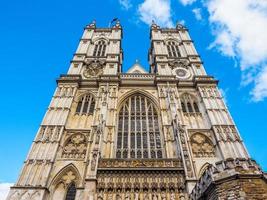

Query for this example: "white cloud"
[179,0,196,6]
[0,183,12,200]
[118,0,132,10]
[137,0,174,27]
[178,0,267,101]
[205,0,267,101]
[192,8,202,20]
[251,66,267,101]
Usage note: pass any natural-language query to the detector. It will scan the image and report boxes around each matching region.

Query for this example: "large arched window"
[180,93,200,113]
[93,40,107,57]
[116,94,163,159]
[167,41,181,58]
[76,94,95,115]
[65,182,76,200]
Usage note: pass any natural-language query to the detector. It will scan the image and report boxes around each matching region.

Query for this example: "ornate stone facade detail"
[83,59,105,78]
[7,21,266,200]
[61,134,87,159]
[96,171,186,199]
[98,159,182,169]
[190,133,215,158]
[189,158,267,200]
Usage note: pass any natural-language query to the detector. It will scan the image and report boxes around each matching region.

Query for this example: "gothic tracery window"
[76,94,95,115]
[93,40,107,57]
[180,93,200,113]
[167,41,181,58]
[65,182,76,200]
[116,94,163,159]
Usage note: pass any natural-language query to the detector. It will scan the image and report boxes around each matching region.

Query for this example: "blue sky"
[0,0,267,198]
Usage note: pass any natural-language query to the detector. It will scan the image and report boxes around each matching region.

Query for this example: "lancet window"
[116,94,163,159]
[180,93,200,113]
[93,40,107,57]
[167,41,181,58]
[65,182,76,200]
[76,94,95,115]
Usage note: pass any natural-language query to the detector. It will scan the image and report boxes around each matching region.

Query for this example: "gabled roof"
[126,60,148,74]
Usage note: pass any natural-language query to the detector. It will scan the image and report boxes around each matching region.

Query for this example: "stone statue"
[152,193,158,200]
[170,192,175,200]
[134,192,139,200]
[161,192,166,200]
[125,191,130,200]
[116,194,122,200]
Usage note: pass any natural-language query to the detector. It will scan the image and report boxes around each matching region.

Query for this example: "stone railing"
[98,158,183,169]
[120,73,155,79]
[189,158,263,200]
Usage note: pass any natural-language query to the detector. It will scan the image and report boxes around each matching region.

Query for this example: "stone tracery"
[61,134,87,159]
[190,133,215,158]
[116,93,163,159]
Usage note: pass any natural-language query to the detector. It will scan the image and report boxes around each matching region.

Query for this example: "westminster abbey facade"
[7,20,267,200]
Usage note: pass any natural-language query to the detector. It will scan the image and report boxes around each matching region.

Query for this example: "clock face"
[174,68,190,79]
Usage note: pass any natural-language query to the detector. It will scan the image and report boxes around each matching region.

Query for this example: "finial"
[176,21,185,29]
[88,20,96,28]
[151,20,158,29]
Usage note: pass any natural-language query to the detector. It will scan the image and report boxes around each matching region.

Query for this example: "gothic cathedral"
[7,21,267,200]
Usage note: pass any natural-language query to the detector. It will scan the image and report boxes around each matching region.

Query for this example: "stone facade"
[6,20,266,200]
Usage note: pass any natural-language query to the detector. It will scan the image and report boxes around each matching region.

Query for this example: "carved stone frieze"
[98,159,183,169]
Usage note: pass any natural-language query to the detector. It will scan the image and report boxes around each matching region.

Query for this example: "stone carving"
[168,59,190,70]
[91,151,98,171]
[177,123,194,178]
[152,193,158,200]
[125,191,130,199]
[190,133,215,157]
[107,193,113,200]
[189,158,262,200]
[9,190,40,200]
[97,193,103,200]
[83,59,105,78]
[170,192,175,200]
[98,159,182,168]
[62,134,87,159]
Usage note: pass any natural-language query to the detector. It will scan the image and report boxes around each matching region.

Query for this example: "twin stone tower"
[7,20,267,200]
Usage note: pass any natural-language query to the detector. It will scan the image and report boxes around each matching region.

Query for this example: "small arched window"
[76,94,95,115]
[167,41,181,58]
[180,93,200,113]
[116,94,163,159]
[93,40,107,57]
[65,182,76,200]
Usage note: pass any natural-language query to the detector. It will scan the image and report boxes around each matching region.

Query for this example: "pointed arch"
[164,39,181,58]
[75,93,96,115]
[92,38,108,57]
[49,164,81,200]
[180,92,200,113]
[198,162,211,178]
[65,182,77,200]
[116,91,163,159]
[117,89,160,112]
